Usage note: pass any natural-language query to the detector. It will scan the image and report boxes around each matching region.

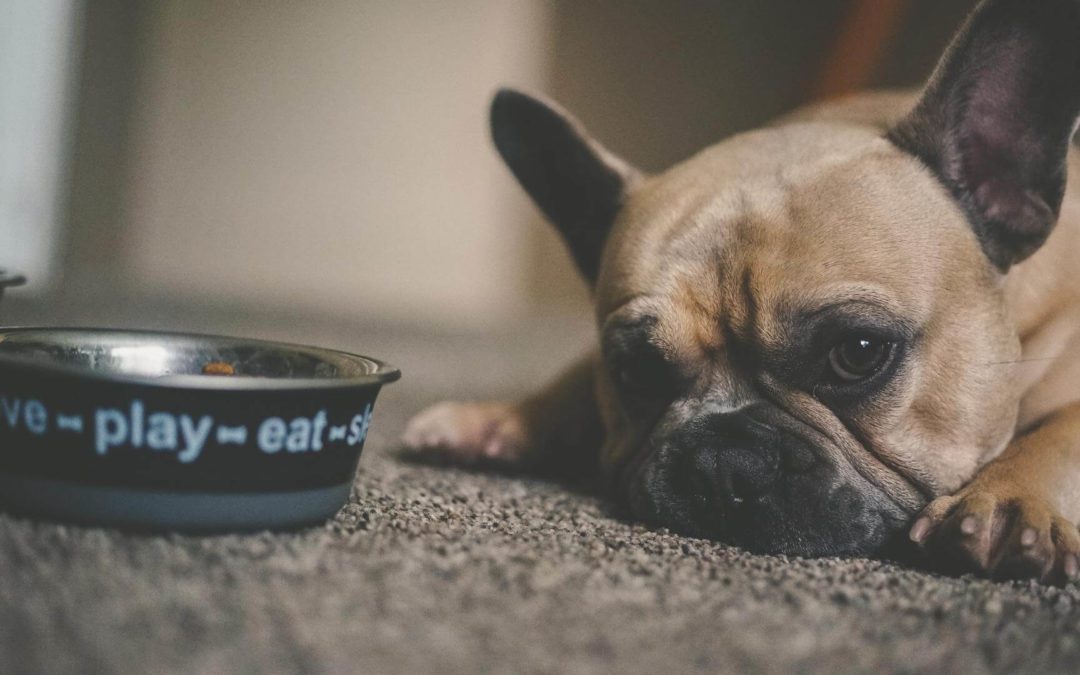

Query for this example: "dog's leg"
[911,403,1080,584]
[401,356,603,477]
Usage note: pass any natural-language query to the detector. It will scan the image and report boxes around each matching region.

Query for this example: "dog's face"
[593,124,1020,555]
[492,0,1080,556]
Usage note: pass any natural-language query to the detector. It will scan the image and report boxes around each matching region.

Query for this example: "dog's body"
[405,0,1080,583]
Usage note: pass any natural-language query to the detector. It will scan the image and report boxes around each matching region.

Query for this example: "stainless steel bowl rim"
[0,327,401,391]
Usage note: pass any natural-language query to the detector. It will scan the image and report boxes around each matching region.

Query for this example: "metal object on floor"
[0,269,26,311]
[0,289,400,532]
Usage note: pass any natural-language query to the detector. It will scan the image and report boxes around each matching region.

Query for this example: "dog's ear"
[491,89,641,284]
[889,0,1080,271]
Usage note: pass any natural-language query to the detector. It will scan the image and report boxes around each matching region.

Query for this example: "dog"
[403,0,1080,584]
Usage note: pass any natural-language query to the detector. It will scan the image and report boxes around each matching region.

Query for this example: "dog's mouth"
[618,430,912,558]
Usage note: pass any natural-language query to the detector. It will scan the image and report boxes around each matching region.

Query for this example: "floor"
[2,298,1080,674]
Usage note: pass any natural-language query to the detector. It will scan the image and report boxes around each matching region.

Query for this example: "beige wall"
[123,1,552,328]
[44,0,978,331]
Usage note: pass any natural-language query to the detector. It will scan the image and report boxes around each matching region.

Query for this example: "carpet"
[1,300,1079,674]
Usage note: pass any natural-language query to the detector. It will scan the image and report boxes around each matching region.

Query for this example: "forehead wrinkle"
[718,221,792,352]
[655,188,751,264]
[654,209,790,361]
[660,217,767,364]
[657,269,723,365]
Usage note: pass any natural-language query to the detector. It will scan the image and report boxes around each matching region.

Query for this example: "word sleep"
[0,394,373,464]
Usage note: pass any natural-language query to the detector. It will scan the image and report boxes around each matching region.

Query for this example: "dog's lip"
[622,403,926,526]
[752,373,929,513]
[616,436,661,516]
[783,407,928,513]
[624,443,727,540]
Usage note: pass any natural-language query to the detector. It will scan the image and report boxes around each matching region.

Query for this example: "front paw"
[909,483,1080,585]
[401,401,531,465]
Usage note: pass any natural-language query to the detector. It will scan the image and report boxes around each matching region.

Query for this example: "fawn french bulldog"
[404,0,1080,584]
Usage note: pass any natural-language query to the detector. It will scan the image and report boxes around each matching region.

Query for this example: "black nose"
[685,443,778,509]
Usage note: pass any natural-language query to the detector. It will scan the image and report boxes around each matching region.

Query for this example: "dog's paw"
[909,482,1080,585]
[400,401,531,464]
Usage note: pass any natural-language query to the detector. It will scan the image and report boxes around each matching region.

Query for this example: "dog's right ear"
[889,0,1080,271]
[491,89,641,284]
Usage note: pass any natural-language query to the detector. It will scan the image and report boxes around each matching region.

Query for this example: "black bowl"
[0,327,399,532]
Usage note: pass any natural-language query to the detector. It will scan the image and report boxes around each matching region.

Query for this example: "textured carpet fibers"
[1,305,1079,673]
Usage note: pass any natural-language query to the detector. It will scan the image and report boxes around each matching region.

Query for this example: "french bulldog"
[404,0,1080,584]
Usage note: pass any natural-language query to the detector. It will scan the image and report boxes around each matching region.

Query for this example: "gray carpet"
[2,300,1080,674]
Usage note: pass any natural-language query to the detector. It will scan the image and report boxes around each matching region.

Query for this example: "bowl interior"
[0,329,394,382]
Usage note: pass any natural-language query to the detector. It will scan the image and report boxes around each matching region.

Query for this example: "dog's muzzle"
[630,403,907,557]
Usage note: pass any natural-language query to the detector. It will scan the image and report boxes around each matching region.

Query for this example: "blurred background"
[1,0,975,394]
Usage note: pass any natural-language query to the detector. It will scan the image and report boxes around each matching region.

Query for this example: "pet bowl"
[0,327,399,532]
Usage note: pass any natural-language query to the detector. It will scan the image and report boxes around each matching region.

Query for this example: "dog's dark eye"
[613,350,673,396]
[828,334,892,381]
[604,315,684,404]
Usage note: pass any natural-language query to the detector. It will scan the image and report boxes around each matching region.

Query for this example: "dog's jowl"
[405,0,1080,585]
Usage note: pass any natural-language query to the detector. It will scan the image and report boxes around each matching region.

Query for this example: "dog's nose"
[676,408,781,509]
[685,443,778,508]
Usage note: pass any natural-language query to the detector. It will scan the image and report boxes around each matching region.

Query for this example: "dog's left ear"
[491,89,641,284]
[889,0,1080,271]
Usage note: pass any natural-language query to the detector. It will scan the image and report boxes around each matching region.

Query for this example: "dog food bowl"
[0,326,399,532]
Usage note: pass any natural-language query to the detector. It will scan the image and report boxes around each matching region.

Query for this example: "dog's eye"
[828,334,892,381]
[611,349,675,399]
[615,354,667,393]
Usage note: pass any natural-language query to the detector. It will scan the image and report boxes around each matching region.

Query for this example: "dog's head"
[492,0,1080,556]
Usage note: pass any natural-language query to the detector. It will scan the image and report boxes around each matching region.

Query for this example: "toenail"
[910,517,932,543]
[1021,528,1038,547]
[483,435,508,457]
[1066,554,1079,580]
[961,516,979,535]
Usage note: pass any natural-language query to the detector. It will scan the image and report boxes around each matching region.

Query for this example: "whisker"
[979,356,1060,366]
